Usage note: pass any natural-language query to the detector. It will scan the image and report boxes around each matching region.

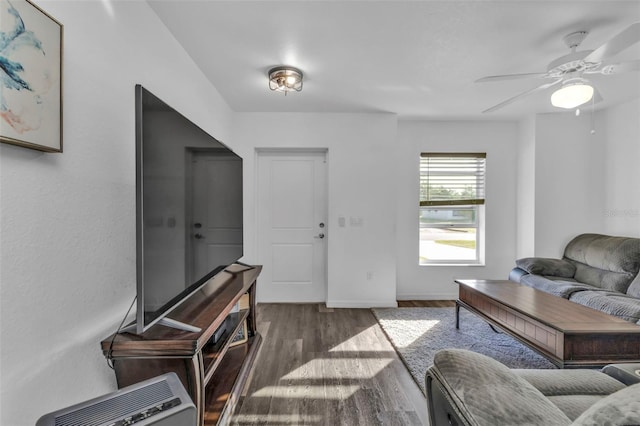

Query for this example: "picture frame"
[229,320,248,347]
[1,0,63,152]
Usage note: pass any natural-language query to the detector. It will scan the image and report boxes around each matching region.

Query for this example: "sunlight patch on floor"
[280,357,393,381]
[232,414,322,424]
[328,325,381,352]
[381,319,440,349]
[249,356,393,401]
[250,384,361,399]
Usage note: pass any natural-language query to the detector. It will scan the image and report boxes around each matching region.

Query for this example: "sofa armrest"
[602,363,640,386]
[426,349,571,426]
[516,257,576,278]
[509,267,529,282]
[426,374,467,426]
[571,383,640,426]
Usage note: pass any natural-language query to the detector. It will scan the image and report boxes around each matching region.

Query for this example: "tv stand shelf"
[101,265,262,426]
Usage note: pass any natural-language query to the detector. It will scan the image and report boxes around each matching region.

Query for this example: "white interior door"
[257,150,327,302]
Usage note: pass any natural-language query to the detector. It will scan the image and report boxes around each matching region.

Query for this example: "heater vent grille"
[54,380,174,426]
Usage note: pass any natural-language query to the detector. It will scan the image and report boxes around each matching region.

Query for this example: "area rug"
[371,307,556,395]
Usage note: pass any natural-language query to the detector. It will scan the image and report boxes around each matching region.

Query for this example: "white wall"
[532,112,607,256]
[516,116,536,258]
[0,2,232,424]
[516,101,639,258]
[603,98,640,237]
[396,120,518,300]
[233,113,398,308]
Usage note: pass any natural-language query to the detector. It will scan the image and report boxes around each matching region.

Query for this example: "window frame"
[419,153,486,266]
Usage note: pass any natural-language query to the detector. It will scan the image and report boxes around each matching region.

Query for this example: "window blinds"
[419,153,486,206]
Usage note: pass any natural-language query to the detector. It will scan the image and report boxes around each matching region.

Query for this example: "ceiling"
[148,0,640,119]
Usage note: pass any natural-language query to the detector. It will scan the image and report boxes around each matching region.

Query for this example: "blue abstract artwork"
[0,0,61,151]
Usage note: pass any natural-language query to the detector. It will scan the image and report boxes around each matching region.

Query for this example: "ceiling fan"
[477,22,640,113]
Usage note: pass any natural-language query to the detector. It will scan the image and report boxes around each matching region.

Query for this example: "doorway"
[257,150,328,302]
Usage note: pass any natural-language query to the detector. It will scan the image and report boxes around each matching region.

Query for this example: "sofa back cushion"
[563,234,640,293]
[626,273,640,298]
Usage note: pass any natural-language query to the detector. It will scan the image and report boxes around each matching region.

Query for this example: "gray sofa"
[509,233,640,323]
[426,349,640,426]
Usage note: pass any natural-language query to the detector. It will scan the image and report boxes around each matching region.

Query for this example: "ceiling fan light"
[551,82,594,109]
[268,66,303,93]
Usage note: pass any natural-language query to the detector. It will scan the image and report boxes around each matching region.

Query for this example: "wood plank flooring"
[231,303,435,425]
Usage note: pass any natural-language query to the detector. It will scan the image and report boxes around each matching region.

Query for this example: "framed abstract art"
[1,0,63,152]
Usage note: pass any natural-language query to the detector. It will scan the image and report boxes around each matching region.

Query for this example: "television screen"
[135,85,243,334]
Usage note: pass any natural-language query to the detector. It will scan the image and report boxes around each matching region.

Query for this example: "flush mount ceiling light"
[268,66,303,94]
[550,78,594,109]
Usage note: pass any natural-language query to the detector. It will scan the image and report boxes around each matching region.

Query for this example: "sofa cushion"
[548,395,613,421]
[516,257,576,277]
[509,266,529,282]
[570,262,635,293]
[428,349,571,425]
[563,234,640,293]
[569,290,640,323]
[626,272,640,298]
[514,369,626,420]
[520,274,598,299]
[571,382,640,425]
[514,369,625,396]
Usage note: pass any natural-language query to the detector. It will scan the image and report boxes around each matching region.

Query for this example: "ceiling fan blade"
[595,87,604,103]
[587,59,640,75]
[584,22,640,63]
[475,72,548,83]
[482,79,563,113]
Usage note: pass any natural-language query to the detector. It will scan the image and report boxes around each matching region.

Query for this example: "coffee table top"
[456,279,640,333]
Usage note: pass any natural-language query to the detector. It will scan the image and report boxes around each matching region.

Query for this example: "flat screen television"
[133,85,243,334]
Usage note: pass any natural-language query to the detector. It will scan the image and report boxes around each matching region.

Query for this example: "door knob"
[194,233,205,239]
[314,233,325,239]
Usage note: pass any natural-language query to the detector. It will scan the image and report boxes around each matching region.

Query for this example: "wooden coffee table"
[455,279,640,368]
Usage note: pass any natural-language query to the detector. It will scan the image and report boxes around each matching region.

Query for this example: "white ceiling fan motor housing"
[563,30,589,49]
[546,30,600,77]
[546,50,597,76]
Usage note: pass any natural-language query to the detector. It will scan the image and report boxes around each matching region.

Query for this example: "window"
[419,153,486,264]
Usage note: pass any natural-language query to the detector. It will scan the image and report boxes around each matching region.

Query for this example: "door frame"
[254,148,329,302]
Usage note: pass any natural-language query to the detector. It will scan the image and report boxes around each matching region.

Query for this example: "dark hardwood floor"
[231,302,448,425]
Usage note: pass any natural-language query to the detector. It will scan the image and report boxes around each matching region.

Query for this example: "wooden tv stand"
[101,265,262,426]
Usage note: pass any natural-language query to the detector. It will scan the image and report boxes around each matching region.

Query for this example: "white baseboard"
[256,299,326,304]
[256,295,456,306]
[396,293,457,301]
[326,299,398,308]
